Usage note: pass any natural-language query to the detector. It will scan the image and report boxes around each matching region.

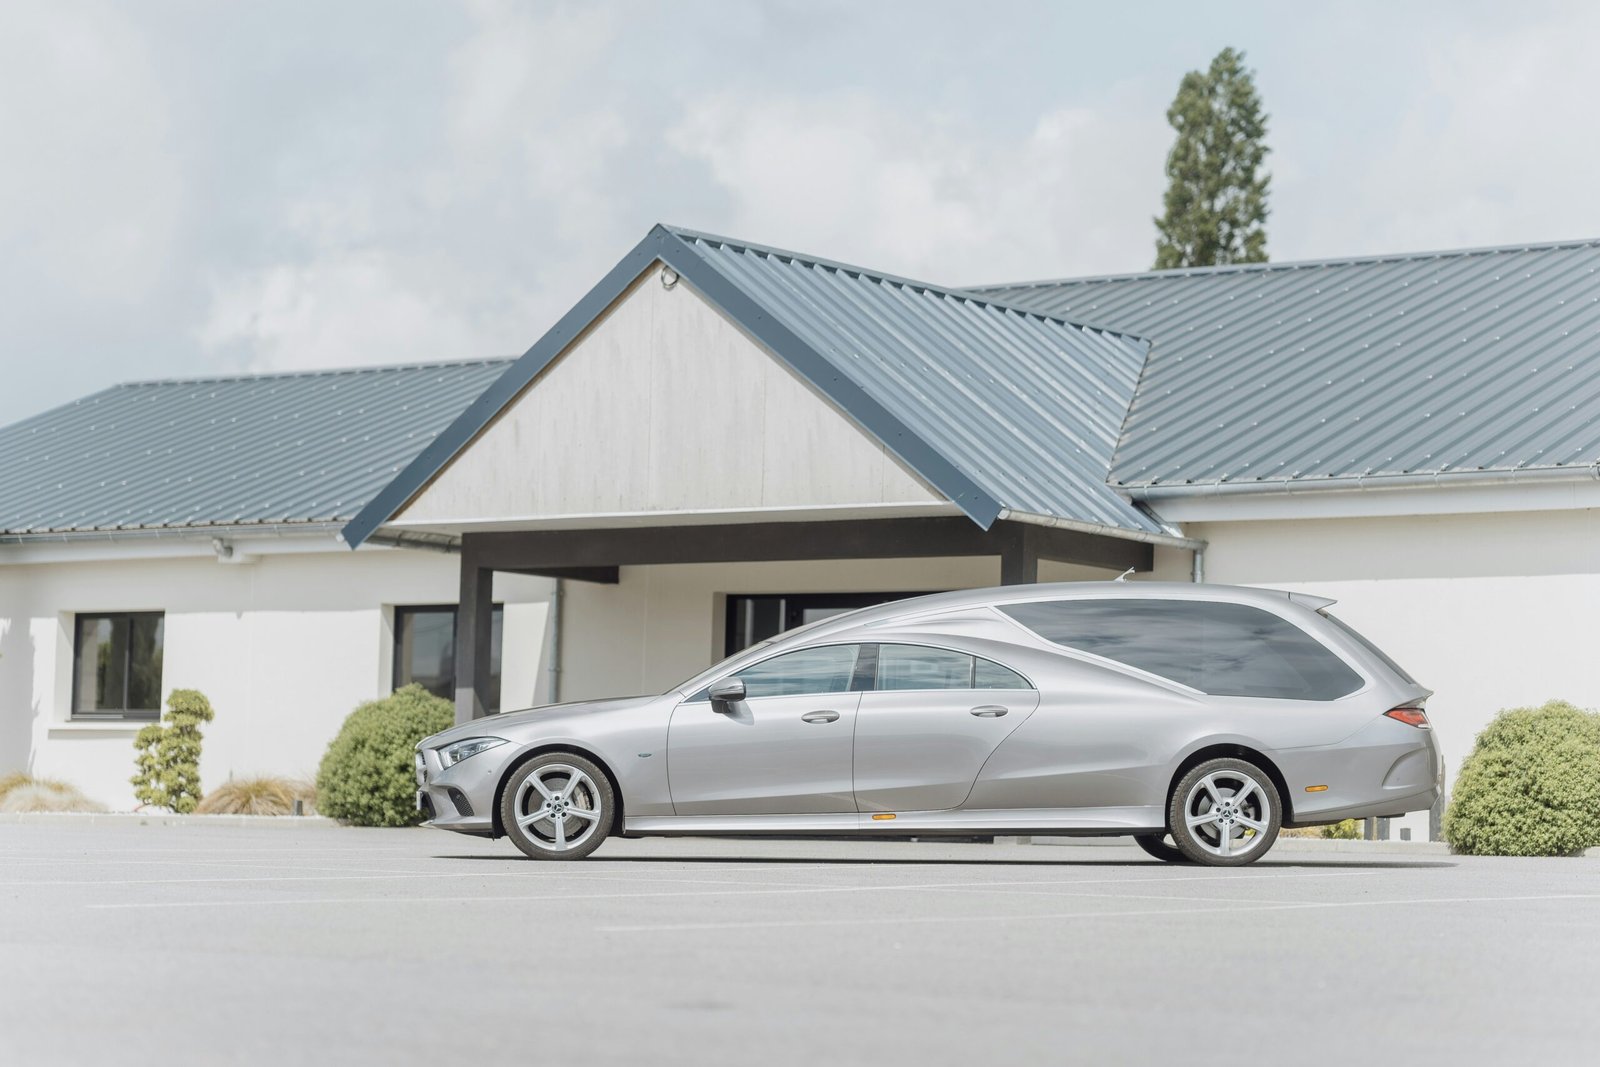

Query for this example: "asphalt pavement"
[1,821,1595,1066]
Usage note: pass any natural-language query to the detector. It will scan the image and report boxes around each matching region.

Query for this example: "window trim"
[70,610,166,722]
[723,591,938,656]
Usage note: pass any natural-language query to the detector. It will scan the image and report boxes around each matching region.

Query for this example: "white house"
[4,225,1598,839]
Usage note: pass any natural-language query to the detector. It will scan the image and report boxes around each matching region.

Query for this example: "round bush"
[1443,699,1600,857]
[316,685,454,827]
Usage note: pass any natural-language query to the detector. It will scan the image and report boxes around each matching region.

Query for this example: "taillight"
[1385,705,1430,728]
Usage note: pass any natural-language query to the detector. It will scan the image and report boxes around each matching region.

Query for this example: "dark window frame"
[392,603,504,711]
[723,592,938,656]
[70,611,166,721]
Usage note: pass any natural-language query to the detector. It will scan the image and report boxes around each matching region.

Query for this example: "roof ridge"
[115,356,517,391]
[970,235,1600,293]
[661,223,1154,345]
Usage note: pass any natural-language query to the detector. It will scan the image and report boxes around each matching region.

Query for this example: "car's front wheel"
[500,753,614,860]
[1168,758,1281,867]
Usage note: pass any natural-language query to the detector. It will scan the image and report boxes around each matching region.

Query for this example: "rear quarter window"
[1000,598,1364,701]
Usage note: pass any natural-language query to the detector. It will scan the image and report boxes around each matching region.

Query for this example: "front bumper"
[415,744,499,836]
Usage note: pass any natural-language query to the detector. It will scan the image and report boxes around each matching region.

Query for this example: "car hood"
[421,694,663,748]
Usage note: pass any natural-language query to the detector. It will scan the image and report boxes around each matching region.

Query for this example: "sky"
[3,0,1599,425]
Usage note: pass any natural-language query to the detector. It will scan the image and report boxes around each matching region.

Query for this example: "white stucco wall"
[1152,507,1600,836]
[396,263,944,531]
[558,555,1118,702]
[0,542,551,809]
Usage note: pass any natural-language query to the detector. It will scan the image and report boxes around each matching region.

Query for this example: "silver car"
[415,582,1441,867]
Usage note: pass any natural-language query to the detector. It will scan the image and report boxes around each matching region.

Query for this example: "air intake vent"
[446,787,474,817]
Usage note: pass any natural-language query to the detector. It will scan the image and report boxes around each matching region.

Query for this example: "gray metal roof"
[344,225,1168,547]
[0,359,512,536]
[670,227,1164,533]
[976,239,1600,489]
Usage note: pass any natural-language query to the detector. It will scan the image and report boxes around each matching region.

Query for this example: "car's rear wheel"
[501,753,613,861]
[1133,833,1192,863]
[1168,758,1281,867]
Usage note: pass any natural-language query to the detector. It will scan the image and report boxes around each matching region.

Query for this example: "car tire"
[1132,833,1192,863]
[500,752,614,861]
[1168,757,1281,867]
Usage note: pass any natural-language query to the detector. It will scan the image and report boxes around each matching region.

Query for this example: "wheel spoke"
[1238,815,1267,833]
[530,776,556,802]
[1186,809,1219,828]
[1232,780,1257,808]
[1216,825,1233,855]
[566,805,601,822]
[552,814,568,849]
[561,773,588,802]
[517,805,550,830]
[1201,775,1227,807]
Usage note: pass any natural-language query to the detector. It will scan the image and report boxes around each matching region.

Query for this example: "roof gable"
[976,239,1600,489]
[342,225,1164,546]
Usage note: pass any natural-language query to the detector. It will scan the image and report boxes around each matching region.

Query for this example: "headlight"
[437,737,509,768]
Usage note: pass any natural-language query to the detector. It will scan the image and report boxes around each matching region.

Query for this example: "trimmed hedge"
[1443,699,1600,857]
[316,685,454,827]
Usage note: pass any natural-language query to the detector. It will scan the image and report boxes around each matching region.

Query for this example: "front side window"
[874,644,1030,691]
[732,644,861,699]
[73,612,165,720]
[394,605,503,711]
[1001,598,1363,700]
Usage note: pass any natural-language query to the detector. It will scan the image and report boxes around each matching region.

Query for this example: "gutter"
[0,522,346,546]
[996,508,1206,553]
[1128,463,1600,501]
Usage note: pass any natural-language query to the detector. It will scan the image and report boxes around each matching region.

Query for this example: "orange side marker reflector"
[1305,785,1329,793]
[872,813,897,821]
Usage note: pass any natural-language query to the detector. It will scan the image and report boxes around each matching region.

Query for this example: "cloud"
[666,82,1171,284]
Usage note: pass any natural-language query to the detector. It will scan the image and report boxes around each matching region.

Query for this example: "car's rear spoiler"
[1285,591,1337,612]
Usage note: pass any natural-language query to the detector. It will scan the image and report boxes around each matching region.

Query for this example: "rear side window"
[1000,599,1363,700]
[874,644,1033,691]
[1320,611,1416,684]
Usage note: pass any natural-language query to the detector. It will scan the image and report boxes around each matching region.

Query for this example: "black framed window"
[725,592,937,656]
[874,644,1033,691]
[72,612,165,720]
[394,605,504,711]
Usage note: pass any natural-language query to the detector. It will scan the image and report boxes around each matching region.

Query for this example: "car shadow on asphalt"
[433,853,1457,869]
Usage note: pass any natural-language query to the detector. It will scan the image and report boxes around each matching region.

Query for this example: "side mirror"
[707,678,746,708]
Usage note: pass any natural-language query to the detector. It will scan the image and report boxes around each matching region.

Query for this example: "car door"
[667,643,864,815]
[853,643,1039,812]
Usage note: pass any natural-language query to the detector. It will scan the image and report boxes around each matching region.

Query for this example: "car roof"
[766,581,1331,652]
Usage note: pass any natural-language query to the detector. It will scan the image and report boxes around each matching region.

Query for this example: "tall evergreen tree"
[1154,48,1271,269]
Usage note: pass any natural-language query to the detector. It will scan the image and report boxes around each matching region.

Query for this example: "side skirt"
[624,806,1166,837]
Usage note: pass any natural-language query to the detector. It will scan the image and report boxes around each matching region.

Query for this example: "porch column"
[454,544,495,725]
[999,524,1040,585]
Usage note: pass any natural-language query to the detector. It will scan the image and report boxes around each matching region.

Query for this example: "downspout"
[544,579,564,705]
[1191,544,1206,584]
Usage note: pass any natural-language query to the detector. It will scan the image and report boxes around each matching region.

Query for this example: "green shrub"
[316,685,453,827]
[1443,699,1600,857]
[1320,818,1361,840]
[131,689,215,814]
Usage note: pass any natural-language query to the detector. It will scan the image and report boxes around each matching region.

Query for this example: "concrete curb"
[0,811,344,829]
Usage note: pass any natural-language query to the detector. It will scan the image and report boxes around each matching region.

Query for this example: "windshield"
[1319,610,1417,684]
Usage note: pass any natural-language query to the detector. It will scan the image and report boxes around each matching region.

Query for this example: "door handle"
[969,705,1008,718]
[801,710,840,724]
